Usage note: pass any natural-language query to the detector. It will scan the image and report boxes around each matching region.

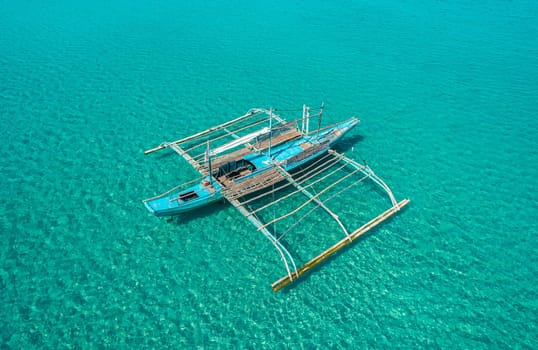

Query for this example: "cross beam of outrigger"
[142,105,409,292]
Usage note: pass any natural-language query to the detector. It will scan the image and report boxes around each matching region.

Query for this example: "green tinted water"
[1,1,537,347]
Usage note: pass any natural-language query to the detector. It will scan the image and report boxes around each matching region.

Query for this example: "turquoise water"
[1,0,537,347]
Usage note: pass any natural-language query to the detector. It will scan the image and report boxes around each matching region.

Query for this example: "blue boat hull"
[143,118,358,217]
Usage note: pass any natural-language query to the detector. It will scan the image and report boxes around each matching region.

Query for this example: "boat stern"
[143,181,220,217]
[143,195,182,217]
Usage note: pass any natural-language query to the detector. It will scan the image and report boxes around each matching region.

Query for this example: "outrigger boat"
[143,105,409,291]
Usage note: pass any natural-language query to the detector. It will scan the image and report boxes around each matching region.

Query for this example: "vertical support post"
[268,108,273,159]
[205,141,213,184]
[316,102,324,139]
[305,105,310,133]
[301,104,306,134]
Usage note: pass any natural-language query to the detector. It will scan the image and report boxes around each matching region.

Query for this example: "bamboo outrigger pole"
[271,198,410,292]
[144,109,263,155]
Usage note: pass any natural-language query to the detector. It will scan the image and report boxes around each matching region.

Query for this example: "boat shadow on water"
[332,134,364,153]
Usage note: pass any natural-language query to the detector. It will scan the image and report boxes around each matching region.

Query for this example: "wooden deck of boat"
[207,148,252,170]
[221,168,287,200]
[256,129,302,150]
[199,128,302,176]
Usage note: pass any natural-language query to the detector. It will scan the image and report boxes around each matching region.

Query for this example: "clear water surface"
[1,0,537,348]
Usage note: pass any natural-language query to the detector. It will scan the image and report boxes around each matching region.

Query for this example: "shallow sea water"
[1,0,537,348]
